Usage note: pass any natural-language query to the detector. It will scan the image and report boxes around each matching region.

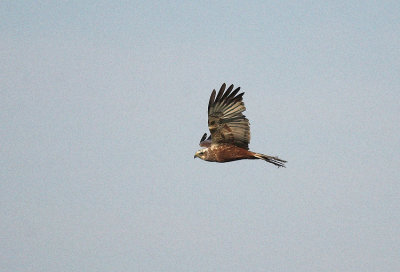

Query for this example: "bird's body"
[194,83,286,167]
[199,144,254,162]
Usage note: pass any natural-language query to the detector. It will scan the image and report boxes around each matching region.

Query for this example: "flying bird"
[194,83,287,167]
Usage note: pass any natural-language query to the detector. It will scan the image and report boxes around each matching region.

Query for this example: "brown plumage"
[194,83,287,167]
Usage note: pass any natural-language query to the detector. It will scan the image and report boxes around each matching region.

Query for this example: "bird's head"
[194,148,208,160]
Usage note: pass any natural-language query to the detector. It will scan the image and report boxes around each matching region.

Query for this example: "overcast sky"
[1,1,400,271]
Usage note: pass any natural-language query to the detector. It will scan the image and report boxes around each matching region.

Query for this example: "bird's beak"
[194,153,198,159]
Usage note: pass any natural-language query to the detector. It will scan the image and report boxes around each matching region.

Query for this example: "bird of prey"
[194,83,286,167]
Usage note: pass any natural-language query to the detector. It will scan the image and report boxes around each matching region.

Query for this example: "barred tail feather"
[253,153,287,168]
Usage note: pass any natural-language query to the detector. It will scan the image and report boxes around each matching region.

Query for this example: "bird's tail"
[252,153,287,168]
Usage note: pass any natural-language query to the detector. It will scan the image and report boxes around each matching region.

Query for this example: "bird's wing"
[199,133,211,147]
[200,133,207,142]
[208,83,250,149]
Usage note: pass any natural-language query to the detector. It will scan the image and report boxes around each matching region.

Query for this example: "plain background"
[1,1,399,271]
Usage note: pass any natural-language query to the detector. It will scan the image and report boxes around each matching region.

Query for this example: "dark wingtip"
[225,87,242,102]
[215,83,226,103]
[235,92,244,101]
[220,84,234,102]
[200,133,207,142]
[208,83,245,111]
[208,89,216,112]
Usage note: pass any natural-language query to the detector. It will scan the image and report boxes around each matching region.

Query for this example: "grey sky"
[1,1,400,271]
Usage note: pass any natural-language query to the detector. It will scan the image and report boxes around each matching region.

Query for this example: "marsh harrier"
[194,83,286,167]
